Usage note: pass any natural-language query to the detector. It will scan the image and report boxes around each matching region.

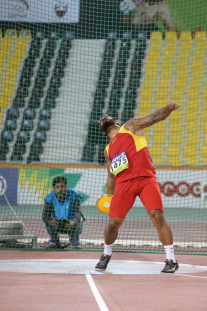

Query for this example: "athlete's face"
[99,115,116,133]
[53,181,67,200]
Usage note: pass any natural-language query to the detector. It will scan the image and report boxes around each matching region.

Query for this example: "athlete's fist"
[167,101,180,111]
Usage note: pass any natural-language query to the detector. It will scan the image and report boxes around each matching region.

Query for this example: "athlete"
[95,101,180,273]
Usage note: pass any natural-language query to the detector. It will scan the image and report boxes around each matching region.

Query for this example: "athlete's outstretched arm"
[104,149,115,195]
[125,102,180,134]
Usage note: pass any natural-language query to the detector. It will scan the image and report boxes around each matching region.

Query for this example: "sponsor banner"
[0,168,18,205]
[1,0,80,23]
[17,168,89,205]
[0,167,201,208]
[64,168,207,208]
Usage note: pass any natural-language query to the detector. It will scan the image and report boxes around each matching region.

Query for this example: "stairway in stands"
[40,39,104,163]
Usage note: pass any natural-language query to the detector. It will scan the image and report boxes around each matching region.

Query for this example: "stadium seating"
[0,29,206,167]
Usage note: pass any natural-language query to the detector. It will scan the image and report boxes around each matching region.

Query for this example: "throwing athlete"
[95,101,180,273]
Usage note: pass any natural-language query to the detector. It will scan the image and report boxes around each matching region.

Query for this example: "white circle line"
[173,274,207,279]
[86,274,109,311]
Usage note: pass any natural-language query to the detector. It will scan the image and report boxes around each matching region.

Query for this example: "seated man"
[42,176,84,249]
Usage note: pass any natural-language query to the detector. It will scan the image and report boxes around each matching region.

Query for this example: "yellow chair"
[155,87,168,100]
[153,133,166,144]
[163,49,176,59]
[153,122,166,130]
[5,29,18,38]
[201,123,207,134]
[166,31,177,41]
[139,91,153,101]
[145,58,159,69]
[168,157,181,166]
[180,31,192,40]
[173,78,187,89]
[144,127,150,142]
[0,39,12,58]
[200,145,207,160]
[171,88,184,100]
[186,90,200,101]
[191,59,204,70]
[169,122,182,132]
[166,145,181,166]
[184,157,199,165]
[160,71,173,81]
[138,107,152,117]
[151,32,162,41]
[183,144,198,157]
[150,146,165,164]
[184,135,200,147]
[166,146,181,157]
[184,111,198,122]
[0,96,9,108]
[158,79,171,89]
[19,29,32,39]
[200,110,207,122]
[202,102,207,110]
[185,100,200,109]
[168,134,184,145]
[185,121,199,132]
[168,111,182,122]
[194,31,206,40]
[202,88,207,100]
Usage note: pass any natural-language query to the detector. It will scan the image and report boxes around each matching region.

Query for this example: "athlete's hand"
[167,102,180,112]
[48,218,58,228]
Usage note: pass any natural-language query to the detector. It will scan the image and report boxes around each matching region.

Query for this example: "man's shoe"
[161,259,179,273]
[95,254,112,271]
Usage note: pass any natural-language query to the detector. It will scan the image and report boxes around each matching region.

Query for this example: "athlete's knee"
[149,209,165,226]
[108,217,124,230]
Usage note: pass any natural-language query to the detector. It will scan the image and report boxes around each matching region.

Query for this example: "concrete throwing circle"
[0,259,206,275]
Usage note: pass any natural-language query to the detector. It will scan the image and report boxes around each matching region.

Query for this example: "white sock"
[104,243,113,256]
[164,244,176,262]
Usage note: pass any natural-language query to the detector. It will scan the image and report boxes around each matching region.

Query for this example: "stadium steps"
[24,39,62,163]
[82,36,119,163]
[40,39,104,163]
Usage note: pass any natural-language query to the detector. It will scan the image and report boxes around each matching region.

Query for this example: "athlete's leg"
[148,209,173,245]
[139,178,178,271]
[104,217,124,245]
[95,179,136,270]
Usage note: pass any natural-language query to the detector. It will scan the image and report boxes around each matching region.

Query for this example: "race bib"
[110,150,129,176]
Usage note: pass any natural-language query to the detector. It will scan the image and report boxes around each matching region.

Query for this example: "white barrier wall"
[64,168,207,208]
[1,167,206,208]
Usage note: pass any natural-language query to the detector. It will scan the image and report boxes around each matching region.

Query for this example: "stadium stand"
[0,30,206,166]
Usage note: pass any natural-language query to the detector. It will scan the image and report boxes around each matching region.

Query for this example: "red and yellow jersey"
[105,125,156,184]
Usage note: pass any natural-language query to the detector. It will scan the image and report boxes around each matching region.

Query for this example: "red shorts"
[109,176,163,219]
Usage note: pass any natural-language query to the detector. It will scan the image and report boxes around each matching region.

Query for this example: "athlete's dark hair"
[52,176,67,187]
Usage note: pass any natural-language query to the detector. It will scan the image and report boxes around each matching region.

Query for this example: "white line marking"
[174,274,207,279]
[86,274,109,311]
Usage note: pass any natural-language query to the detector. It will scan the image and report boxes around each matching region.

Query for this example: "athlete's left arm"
[125,102,180,135]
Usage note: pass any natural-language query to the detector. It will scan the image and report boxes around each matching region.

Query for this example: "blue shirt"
[44,188,83,220]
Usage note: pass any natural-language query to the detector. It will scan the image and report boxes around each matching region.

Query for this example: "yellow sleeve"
[105,144,110,156]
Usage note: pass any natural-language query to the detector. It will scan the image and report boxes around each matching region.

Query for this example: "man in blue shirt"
[42,176,84,249]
